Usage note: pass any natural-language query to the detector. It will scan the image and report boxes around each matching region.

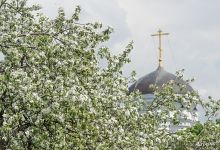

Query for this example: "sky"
[3,0,220,100]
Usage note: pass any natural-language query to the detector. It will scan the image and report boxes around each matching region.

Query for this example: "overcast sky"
[21,0,220,100]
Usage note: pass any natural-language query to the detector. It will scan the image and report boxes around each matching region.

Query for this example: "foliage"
[216,118,220,124]
[0,0,220,149]
[171,122,220,150]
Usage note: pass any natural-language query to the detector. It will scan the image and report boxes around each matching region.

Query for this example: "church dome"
[129,66,193,95]
[129,29,194,95]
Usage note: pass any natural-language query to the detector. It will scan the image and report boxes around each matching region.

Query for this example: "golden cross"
[151,29,169,68]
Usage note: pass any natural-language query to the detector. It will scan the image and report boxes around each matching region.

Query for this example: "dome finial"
[151,29,169,68]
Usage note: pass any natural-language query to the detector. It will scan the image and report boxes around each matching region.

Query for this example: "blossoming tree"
[0,0,220,149]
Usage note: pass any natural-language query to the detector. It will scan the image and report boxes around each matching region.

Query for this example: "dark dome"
[129,67,193,94]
